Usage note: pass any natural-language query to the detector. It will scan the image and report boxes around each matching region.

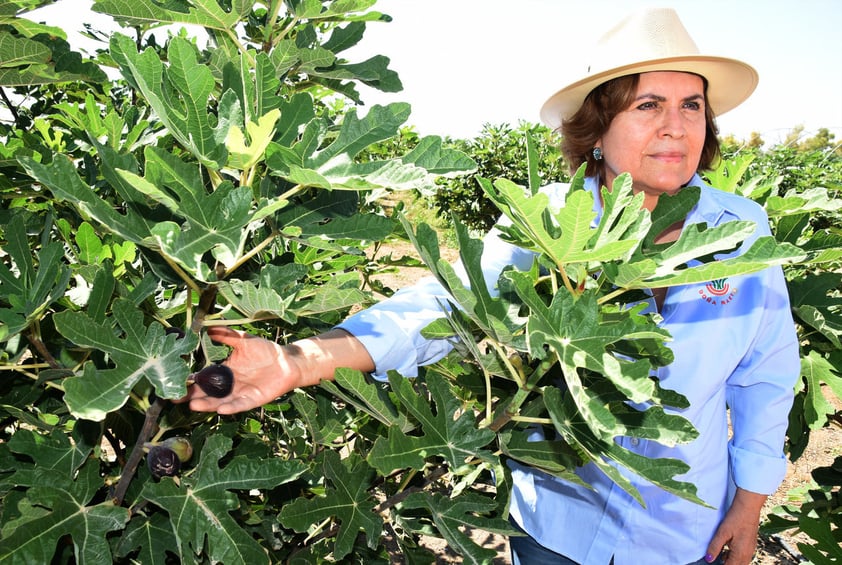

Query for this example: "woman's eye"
[683,101,702,110]
[637,101,658,110]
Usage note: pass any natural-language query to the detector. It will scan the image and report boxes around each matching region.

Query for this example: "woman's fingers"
[206,325,248,347]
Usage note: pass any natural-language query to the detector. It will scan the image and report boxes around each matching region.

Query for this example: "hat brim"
[539,56,759,129]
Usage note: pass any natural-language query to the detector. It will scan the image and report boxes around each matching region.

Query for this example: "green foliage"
[433,122,568,232]
[762,455,842,564]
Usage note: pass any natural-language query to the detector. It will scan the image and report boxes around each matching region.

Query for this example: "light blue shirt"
[337,175,799,564]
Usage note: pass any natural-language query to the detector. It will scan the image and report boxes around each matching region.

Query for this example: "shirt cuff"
[728,443,788,495]
[335,307,422,381]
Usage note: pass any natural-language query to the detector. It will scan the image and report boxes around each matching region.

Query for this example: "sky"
[29,0,842,146]
[345,0,842,145]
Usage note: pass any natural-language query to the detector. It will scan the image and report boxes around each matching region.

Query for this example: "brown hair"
[559,74,720,184]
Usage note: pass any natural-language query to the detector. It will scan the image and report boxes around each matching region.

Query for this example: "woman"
[183,8,799,565]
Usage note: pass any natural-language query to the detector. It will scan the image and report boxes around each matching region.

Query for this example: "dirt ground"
[369,240,841,564]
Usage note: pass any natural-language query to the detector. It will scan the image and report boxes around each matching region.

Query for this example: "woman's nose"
[659,107,686,137]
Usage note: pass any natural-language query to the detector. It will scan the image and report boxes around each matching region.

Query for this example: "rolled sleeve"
[335,214,543,380]
[726,265,799,494]
[336,276,457,380]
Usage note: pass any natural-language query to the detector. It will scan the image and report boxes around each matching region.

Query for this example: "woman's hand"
[179,326,375,415]
[181,326,300,414]
[705,488,767,565]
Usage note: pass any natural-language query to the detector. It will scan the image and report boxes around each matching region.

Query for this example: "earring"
[592,147,603,161]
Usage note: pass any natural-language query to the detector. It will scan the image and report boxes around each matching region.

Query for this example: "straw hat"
[539,7,758,129]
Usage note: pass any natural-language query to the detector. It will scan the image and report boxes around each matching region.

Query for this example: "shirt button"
[630,438,640,447]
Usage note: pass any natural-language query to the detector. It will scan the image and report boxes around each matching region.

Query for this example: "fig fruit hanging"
[145,437,193,479]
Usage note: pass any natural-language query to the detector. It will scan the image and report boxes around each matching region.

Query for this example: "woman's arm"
[182,326,374,414]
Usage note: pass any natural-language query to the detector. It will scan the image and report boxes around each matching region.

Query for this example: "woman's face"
[596,71,707,210]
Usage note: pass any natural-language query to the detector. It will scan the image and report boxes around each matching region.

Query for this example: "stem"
[486,386,533,432]
[202,315,277,326]
[0,87,21,127]
[160,253,202,294]
[191,285,219,334]
[489,341,525,388]
[558,262,575,294]
[26,330,61,369]
[112,396,165,506]
[271,13,300,50]
[222,230,280,278]
[264,0,285,44]
[2,362,51,371]
[373,466,449,513]
[510,416,553,425]
[278,183,305,201]
[598,286,631,305]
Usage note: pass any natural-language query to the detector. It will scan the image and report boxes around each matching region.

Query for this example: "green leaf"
[75,221,112,264]
[368,373,496,474]
[766,187,842,218]
[320,368,416,433]
[400,135,476,176]
[0,30,51,68]
[401,491,515,565]
[114,513,179,565]
[54,299,199,420]
[280,451,382,561]
[508,273,681,421]
[497,429,583,483]
[109,34,233,167]
[799,351,842,430]
[225,108,280,170]
[26,138,288,282]
[5,427,91,476]
[19,152,152,245]
[606,234,805,289]
[482,177,592,266]
[291,393,347,446]
[0,215,71,342]
[402,216,523,346]
[544,387,704,507]
[0,31,106,85]
[0,459,130,564]
[141,434,307,564]
[217,279,298,324]
[94,0,252,30]
[138,147,252,269]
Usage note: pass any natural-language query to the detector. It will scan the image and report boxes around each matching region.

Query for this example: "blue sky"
[31,0,842,146]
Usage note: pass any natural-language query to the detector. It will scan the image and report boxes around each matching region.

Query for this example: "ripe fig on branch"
[144,437,193,479]
[189,363,234,398]
[146,445,180,478]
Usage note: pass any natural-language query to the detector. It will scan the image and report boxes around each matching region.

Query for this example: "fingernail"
[704,554,715,563]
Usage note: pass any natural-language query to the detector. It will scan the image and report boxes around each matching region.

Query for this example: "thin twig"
[112,396,165,506]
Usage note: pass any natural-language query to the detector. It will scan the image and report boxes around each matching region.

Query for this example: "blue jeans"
[509,520,725,565]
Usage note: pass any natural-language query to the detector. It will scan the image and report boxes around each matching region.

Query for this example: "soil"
[368,239,841,565]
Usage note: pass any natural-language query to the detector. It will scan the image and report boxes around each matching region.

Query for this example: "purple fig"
[191,363,234,398]
[144,437,193,479]
[146,445,181,478]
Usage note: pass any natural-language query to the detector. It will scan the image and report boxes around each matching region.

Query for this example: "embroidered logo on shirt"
[698,278,737,306]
